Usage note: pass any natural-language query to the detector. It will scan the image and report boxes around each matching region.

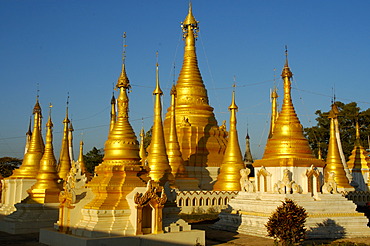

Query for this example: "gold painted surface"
[325,104,351,188]
[163,4,227,169]
[347,121,370,171]
[139,127,147,166]
[254,52,324,168]
[147,64,175,186]
[68,121,74,161]
[84,56,147,210]
[26,110,62,203]
[57,108,71,180]
[268,87,278,139]
[213,91,245,191]
[166,85,188,178]
[10,99,43,179]
[78,140,91,181]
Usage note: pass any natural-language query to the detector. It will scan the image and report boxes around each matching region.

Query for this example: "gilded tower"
[84,52,147,210]
[213,90,245,191]
[163,4,227,187]
[10,99,44,179]
[146,62,175,186]
[26,106,62,203]
[254,51,324,168]
[57,106,71,180]
[325,103,352,189]
[347,121,370,172]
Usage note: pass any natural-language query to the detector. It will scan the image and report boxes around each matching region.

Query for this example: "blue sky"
[1,1,370,160]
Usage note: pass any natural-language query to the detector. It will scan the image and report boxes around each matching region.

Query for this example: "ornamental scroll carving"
[134,180,167,207]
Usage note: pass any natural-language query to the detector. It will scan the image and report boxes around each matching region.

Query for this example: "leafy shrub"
[265,198,307,246]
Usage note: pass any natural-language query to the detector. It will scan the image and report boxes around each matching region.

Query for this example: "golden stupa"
[26,106,62,204]
[324,103,352,188]
[57,106,72,180]
[10,98,44,179]
[163,3,227,170]
[254,51,325,168]
[146,62,175,186]
[347,121,370,172]
[166,85,188,179]
[213,89,245,191]
[84,52,147,210]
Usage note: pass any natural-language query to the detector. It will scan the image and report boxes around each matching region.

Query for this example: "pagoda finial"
[153,52,163,95]
[26,103,61,204]
[116,32,130,89]
[281,46,293,78]
[214,88,245,191]
[229,78,238,110]
[147,59,175,186]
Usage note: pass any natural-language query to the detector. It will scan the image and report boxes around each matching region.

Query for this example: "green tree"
[304,101,370,160]
[265,199,307,246]
[83,147,104,174]
[0,157,22,177]
[144,127,152,150]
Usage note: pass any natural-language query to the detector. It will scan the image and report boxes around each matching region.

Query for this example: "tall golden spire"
[139,126,147,166]
[68,120,74,161]
[57,103,71,180]
[85,35,146,210]
[213,89,245,191]
[325,104,352,188]
[254,49,324,168]
[24,116,32,154]
[147,59,175,186]
[26,105,62,203]
[109,92,116,133]
[11,98,43,179]
[347,120,370,171]
[268,87,279,138]
[166,84,188,178]
[164,4,227,171]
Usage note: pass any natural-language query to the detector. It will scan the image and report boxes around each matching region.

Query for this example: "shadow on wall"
[307,219,346,240]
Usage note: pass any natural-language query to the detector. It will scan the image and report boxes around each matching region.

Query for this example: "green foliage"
[0,157,22,177]
[266,199,307,246]
[83,147,104,174]
[304,101,370,160]
[143,127,152,150]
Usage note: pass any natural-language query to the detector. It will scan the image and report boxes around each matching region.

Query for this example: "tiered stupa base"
[0,178,36,215]
[0,202,59,234]
[213,192,370,239]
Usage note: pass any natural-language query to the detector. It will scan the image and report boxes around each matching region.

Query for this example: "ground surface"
[0,222,370,246]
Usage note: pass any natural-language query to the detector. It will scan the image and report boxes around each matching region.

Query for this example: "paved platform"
[1,223,370,245]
